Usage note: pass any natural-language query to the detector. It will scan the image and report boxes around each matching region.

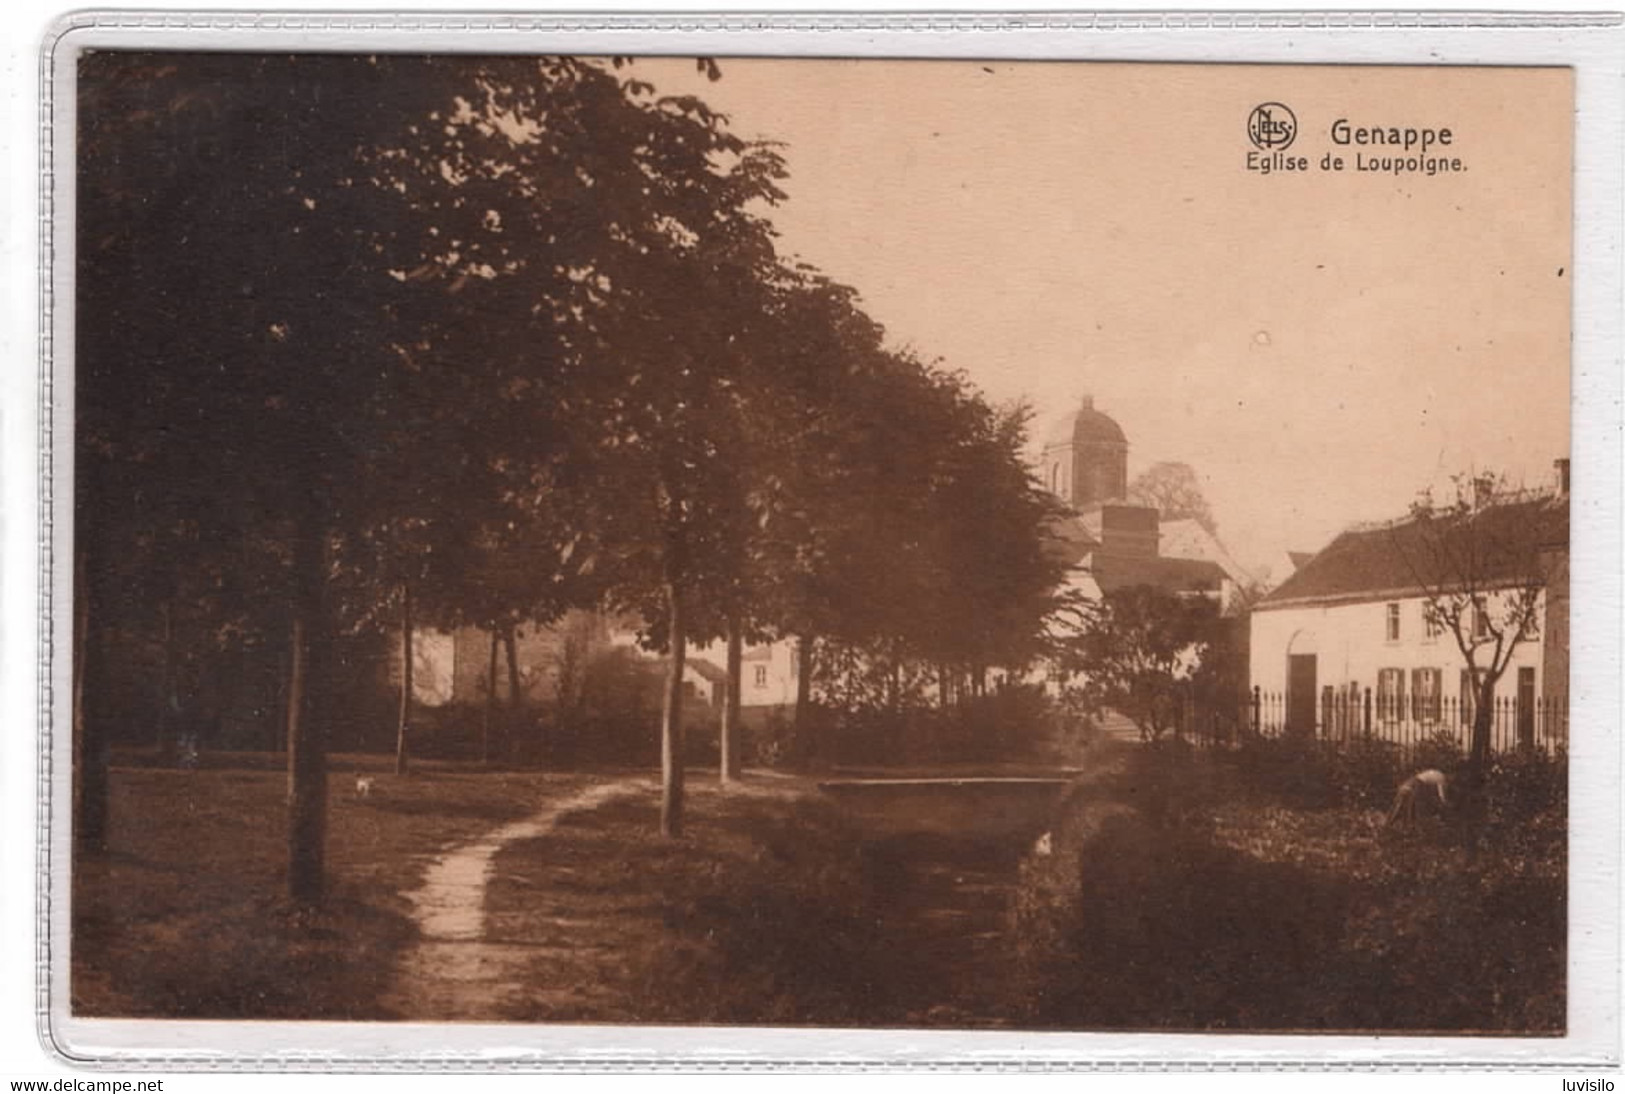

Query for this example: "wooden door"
[1517,666,1536,749]
[1287,654,1318,736]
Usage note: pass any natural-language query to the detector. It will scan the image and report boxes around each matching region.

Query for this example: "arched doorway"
[1285,629,1319,737]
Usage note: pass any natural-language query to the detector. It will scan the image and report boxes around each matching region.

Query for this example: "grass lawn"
[72,754,605,1019]
[482,775,920,1026]
[73,743,1563,1031]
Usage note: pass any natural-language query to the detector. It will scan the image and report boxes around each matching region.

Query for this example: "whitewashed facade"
[1250,590,1550,729]
[688,639,800,710]
[1248,485,1568,743]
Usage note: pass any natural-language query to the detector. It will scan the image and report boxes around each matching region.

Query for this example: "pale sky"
[636,60,1573,576]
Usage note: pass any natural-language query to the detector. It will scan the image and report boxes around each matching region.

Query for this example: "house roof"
[1258,492,1568,611]
[1159,517,1256,586]
[684,658,729,685]
[1089,553,1228,595]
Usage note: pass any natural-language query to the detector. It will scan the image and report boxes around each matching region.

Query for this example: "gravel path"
[381,779,646,1021]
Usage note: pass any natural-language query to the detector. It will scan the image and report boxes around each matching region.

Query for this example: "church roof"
[1044,394,1127,448]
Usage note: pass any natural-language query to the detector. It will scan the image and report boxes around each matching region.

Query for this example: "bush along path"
[1012,742,1566,1033]
[380,778,650,1021]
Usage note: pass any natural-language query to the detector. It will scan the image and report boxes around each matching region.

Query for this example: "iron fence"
[1186,687,1567,760]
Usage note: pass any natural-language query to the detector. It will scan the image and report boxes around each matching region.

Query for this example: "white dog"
[1385,769,1449,827]
[355,775,375,799]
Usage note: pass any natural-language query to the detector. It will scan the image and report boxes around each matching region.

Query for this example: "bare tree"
[1390,473,1566,775]
[1128,461,1217,533]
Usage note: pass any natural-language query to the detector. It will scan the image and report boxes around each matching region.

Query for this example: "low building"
[1249,482,1568,747]
[687,639,801,726]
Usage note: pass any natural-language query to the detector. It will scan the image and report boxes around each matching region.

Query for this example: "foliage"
[550,645,661,766]
[77,50,1077,862]
[1054,585,1222,740]
[1014,746,1565,1032]
[813,678,1061,767]
[1484,746,1567,828]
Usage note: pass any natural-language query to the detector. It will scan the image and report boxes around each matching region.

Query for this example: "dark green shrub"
[1485,746,1567,829]
[1413,728,1467,775]
[1324,737,1406,810]
[1231,733,1334,808]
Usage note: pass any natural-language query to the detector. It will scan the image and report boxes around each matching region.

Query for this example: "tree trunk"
[74,542,109,856]
[794,634,815,759]
[274,646,289,754]
[721,615,743,783]
[482,628,499,766]
[504,623,522,764]
[157,598,177,761]
[394,581,412,776]
[660,583,687,837]
[285,526,327,906]
[1470,676,1497,774]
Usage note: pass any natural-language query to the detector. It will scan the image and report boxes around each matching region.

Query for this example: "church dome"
[1045,395,1127,448]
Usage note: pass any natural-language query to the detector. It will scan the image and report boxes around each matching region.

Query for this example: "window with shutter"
[1411,667,1442,723]
[1378,668,1405,724]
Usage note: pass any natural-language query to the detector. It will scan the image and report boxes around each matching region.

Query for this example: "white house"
[688,639,801,720]
[1249,486,1568,746]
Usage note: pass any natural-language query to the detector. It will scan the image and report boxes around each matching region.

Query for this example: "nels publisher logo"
[1247,102,1297,151]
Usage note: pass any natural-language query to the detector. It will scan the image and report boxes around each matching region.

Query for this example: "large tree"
[75,53,791,886]
[1054,585,1222,742]
[1389,473,1566,774]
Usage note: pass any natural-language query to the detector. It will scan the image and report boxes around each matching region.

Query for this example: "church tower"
[1040,394,1129,510]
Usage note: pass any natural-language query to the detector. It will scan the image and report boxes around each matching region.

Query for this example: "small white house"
[688,639,801,713]
[1250,488,1568,745]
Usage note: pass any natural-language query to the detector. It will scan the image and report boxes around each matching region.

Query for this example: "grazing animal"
[1033,831,1054,857]
[1385,768,1449,827]
[355,775,375,799]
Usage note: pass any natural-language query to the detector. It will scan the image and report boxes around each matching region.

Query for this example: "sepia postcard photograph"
[40,21,1621,1068]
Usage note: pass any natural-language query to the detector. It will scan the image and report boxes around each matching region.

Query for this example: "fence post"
[1251,685,1261,737]
[1362,687,1372,738]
